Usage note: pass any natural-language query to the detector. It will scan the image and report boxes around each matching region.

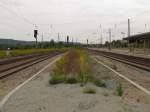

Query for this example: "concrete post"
[144,40,146,53]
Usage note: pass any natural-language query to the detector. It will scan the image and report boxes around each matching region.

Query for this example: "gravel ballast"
[1,58,150,112]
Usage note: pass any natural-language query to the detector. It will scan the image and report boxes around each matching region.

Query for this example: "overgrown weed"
[83,87,96,94]
[51,49,93,86]
[116,83,123,96]
[49,75,66,85]
[94,79,106,88]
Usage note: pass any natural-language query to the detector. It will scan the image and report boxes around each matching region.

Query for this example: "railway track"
[89,49,150,72]
[0,52,62,79]
[0,53,42,65]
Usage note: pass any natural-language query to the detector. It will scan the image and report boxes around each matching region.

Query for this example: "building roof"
[123,32,150,40]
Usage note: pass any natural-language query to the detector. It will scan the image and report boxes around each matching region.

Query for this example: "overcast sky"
[0,0,150,43]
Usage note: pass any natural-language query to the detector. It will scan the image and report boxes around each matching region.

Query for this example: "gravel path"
[1,57,150,112]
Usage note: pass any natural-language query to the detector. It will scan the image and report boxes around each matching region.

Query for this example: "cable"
[0,2,35,26]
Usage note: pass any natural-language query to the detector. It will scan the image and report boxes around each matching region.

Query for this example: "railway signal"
[34,26,38,46]
[87,39,89,47]
[67,35,69,44]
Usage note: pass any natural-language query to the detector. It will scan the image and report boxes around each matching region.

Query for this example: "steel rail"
[0,53,46,66]
[0,54,52,73]
[90,49,150,72]
[0,52,61,79]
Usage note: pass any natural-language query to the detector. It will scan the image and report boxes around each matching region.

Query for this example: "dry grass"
[51,49,93,86]
[53,49,91,76]
[0,48,66,59]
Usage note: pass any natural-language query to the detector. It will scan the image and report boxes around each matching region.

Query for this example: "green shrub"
[83,87,96,94]
[78,73,93,86]
[0,50,6,58]
[49,75,65,85]
[116,84,123,96]
[94,80,106,87]
[102,92,109,96]
[65,77,78,84]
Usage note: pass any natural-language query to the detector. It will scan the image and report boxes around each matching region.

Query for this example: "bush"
[83,87,96,94]
[65,77,78,84]
[94,80,106,87]
[49,75,65,85]
[102,92,109,96]
[116,84,123,96]
[78,73,93,86]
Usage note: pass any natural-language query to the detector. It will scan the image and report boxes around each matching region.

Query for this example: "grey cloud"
[0,0,150,42]
[0,0,23,7]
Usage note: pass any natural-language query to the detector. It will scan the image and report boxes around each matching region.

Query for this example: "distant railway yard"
[0,48,149,112]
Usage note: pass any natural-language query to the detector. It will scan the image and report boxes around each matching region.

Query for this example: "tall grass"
[0,50,7,58]
[51,49,93,86]
[116,84,123,96]
[0,48,66,59]
[10,48,65,56]
[53,49,90,75]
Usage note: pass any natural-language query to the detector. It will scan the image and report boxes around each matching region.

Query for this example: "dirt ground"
[2,55,150,112]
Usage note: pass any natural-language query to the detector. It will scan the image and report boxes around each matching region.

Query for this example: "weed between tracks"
[49,49,107,94]
[49,49,93,86]
[116,83,123,96]
[49,49,124,96]
[83,87,96,94]
[93,79,106,88]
